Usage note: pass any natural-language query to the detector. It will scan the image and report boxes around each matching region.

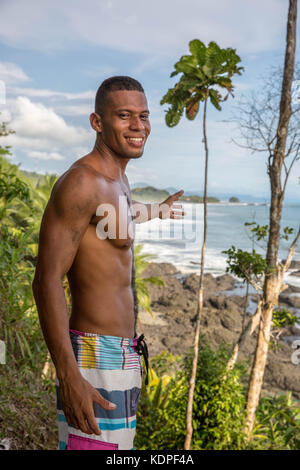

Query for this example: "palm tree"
[161,39,243,449]
[5,173,58,256]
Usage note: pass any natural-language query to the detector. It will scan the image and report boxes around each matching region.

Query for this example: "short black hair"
[95,76,144,117]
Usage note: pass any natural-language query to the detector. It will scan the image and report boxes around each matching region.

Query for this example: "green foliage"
[136,339,248,450]
[0,157,57,258]
[0,162,32,222]
[19,173,58,255]
[0,154,55,384]
[245,221,269,241]
[179,194,220,203]
[229,196,240,202]
[135,353,185,450]
[136,344,300,450]
[134,244,165,317]
[161,39,243,127]
[135,351,184,450]
[0,134,47,372]
[150,350,183,377]
[131,186,170,202]
[222,245,268,284]
[269,308,298,352]
[0,118,15,157]
[185,341,248,450]
[272,308,298,329]
[0,210,46,370]
[245,221,294,242]
[281,226,294,241]
[0,170,31,206]
[250,393,300,450]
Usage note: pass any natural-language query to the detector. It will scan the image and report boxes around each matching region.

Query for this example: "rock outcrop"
[138,262,300,400]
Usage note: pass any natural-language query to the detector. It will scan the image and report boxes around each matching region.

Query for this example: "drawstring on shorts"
[133,334,149,387]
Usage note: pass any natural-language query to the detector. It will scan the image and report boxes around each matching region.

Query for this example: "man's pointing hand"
[159,189,186,220]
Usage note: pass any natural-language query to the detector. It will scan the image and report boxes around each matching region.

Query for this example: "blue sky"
[0,0,299,201]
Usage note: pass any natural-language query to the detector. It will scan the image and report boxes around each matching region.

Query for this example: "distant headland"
[131,185,242,204]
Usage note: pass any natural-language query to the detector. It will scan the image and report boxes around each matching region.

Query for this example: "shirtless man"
[32,76,184,450]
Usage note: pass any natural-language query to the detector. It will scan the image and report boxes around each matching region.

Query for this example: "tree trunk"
[245,278,280,434]
[226,299,262,371]
[184,98,209,450]
[245,0,297,436]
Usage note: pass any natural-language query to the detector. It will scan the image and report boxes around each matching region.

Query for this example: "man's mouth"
[125,137,144,148]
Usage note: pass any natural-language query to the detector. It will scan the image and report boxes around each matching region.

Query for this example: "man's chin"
[127,149,144,159]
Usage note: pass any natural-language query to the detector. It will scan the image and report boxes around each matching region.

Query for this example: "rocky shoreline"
[138,262,300,400]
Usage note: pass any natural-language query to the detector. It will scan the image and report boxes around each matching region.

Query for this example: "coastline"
[138,261,300,400]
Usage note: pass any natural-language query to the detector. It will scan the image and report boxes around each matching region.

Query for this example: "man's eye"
[120,113,129,118]
[141,115,149,120]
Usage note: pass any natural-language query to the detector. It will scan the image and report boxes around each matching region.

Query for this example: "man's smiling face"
[98,90,151,159]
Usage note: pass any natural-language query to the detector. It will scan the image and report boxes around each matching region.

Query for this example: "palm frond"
[134,244,165,318]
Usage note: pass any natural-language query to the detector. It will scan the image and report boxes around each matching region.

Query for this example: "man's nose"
[129,116,144,131]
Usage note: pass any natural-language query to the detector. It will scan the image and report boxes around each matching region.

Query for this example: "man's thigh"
[56,331,142,450]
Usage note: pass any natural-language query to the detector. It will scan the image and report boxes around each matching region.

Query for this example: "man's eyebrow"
[116,108,150,114]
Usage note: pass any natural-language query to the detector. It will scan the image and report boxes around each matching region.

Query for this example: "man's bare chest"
[89,184,135,249]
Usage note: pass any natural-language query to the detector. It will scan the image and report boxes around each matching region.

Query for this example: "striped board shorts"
[56,329,143,450]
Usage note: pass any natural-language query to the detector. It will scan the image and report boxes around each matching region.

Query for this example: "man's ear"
[90,112,102,133]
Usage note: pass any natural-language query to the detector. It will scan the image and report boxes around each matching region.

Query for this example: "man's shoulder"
[52,162,108,199]
[46,164,107,219]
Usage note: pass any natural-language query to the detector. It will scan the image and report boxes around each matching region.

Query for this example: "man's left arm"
[131,190,186,223]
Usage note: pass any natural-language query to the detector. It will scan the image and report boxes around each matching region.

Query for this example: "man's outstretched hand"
[159,189,186,220]
[59,375,116,435]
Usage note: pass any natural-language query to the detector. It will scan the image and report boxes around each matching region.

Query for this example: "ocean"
[135,202,300,290]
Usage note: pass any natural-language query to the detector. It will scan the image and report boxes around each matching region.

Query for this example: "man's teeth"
[127,138,143,142]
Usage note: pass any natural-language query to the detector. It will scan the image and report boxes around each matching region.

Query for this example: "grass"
[0,365,57,450]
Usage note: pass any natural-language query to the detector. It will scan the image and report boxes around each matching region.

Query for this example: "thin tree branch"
[282,224,300,273]
[282,147,300,194]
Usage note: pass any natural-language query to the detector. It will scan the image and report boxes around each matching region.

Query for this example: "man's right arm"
[32,167,115,435]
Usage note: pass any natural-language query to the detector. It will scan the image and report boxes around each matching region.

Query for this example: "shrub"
[250,392,300,450]
[136,338,248,450]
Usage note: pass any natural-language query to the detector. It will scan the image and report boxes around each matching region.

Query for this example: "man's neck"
[93,137,129,180]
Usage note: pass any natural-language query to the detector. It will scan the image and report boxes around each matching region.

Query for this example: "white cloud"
[27,150,65,160]
[54,104,93,116]
[9,87,94,100]
[2,66,95,117]
[0,108,11,122]
[0,0,290,56]
[0,62,30,84]
[0,96,92,151]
